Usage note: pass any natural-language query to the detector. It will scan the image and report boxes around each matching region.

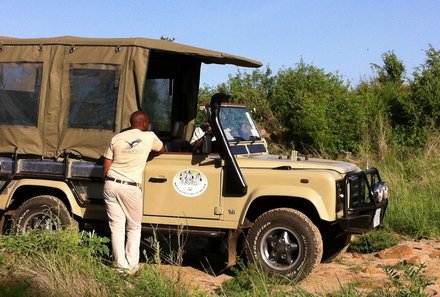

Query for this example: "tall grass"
[373,150,440,238]
[0,230,207,297]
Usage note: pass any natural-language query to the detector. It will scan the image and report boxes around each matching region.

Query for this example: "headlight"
[383,183,389,199]
[373,182,388,202]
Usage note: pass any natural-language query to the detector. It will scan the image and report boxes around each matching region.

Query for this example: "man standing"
[103,111,164,273]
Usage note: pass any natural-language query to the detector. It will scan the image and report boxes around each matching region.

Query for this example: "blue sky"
[1,1,439,87]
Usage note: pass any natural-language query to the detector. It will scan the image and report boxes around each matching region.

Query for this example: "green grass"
[0,230,207,297]
[373,152,440,238]
[349,229,400,254]
[346,149,440,256]
[330,262,432,297]
[219,261,314,297]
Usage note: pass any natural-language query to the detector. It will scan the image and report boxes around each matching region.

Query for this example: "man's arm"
[150,145,165,156]
[158,145,165,154]
[150,135,165,156]
[103,158,113,179]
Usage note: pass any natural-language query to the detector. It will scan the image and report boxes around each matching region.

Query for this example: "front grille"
[347,174,371,208]
[342,168,382,213]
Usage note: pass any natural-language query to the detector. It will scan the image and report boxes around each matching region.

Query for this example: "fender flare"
[240,185,335,224]
[5,179,84,217]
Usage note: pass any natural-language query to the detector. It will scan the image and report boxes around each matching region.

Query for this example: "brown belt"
[105,176,140,188]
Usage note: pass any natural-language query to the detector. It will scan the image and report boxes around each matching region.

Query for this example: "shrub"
[348,229,400,253]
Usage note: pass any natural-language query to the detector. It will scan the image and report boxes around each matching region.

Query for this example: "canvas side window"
[0,62,42,126]
[141,79,173,133]
[68,64,119,131]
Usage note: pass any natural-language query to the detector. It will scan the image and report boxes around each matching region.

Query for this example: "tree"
[371,51,406,85]
[198,67,280,136]
[411,45,440,127]
[224,67,279,132]
[271,61,365,156]
[362,51,411,152]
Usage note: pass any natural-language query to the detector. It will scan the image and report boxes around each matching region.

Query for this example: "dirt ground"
[300,239,440,295]
[155,238,440,296]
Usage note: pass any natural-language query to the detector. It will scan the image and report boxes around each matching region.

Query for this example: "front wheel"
[12,195,74,233]
[245,208,323,280]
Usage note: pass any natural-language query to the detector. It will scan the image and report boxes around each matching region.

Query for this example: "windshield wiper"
[249,136,260,144]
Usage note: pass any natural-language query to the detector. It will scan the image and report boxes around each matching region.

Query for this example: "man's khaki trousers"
[104,180,142,270]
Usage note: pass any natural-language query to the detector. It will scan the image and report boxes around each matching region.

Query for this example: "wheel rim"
[260,226,302,271]
[20,211,60,232]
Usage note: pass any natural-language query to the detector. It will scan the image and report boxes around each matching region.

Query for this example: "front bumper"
[337,168,389,234]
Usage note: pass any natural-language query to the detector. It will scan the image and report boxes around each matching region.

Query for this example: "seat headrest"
[171,121,185,138]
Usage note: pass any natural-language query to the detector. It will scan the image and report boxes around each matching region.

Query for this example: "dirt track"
[155,238,440,295]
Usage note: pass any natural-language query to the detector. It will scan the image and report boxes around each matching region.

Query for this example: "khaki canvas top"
[0,36,262,68]
[0,36,261,160]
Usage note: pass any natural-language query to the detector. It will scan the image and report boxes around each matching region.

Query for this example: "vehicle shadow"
[140,233,233,276]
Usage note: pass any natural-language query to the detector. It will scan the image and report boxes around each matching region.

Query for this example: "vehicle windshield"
[219,106,261,142]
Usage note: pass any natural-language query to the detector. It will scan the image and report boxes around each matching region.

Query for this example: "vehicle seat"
[165,121,191,152]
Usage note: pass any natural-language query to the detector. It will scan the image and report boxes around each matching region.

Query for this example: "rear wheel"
[12,195,74,233]
[245,208,323,280]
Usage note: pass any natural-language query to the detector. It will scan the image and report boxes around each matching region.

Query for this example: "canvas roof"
[0,36,262,68]
[0,36,262,159]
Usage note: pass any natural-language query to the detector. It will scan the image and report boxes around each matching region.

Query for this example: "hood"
[236,154,359,174]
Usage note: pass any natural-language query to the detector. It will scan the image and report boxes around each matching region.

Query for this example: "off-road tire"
[12,195,74,233]
[245,208,323,280]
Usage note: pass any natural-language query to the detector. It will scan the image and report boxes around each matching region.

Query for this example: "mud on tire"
[12,195,74,233]
[245,208,323,280]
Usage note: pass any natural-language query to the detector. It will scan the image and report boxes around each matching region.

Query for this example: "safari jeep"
[0,36,388,279]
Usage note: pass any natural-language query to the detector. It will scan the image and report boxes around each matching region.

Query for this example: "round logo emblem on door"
[173,169,208,197]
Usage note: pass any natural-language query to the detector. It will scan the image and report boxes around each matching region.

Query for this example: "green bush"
[270,62,368,156]
[202,45,440,159]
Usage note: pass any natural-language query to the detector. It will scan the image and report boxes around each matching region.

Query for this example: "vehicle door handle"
[148,177,167,183]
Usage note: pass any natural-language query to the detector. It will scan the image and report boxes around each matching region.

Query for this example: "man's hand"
[102,158,113,180]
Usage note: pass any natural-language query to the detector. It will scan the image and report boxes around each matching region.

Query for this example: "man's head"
[203,121,212,133]
[241,122,251,133]
[130,111,149,131]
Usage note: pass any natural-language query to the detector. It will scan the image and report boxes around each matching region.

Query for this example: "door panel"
[143,153,222,219]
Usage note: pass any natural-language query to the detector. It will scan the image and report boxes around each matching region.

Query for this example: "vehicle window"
[0,62,42,126]
[68,64,119,131]
[220,106,260,141]
[141,79,173,133]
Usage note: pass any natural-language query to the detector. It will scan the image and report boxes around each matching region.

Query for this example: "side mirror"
[201,134,212,155]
